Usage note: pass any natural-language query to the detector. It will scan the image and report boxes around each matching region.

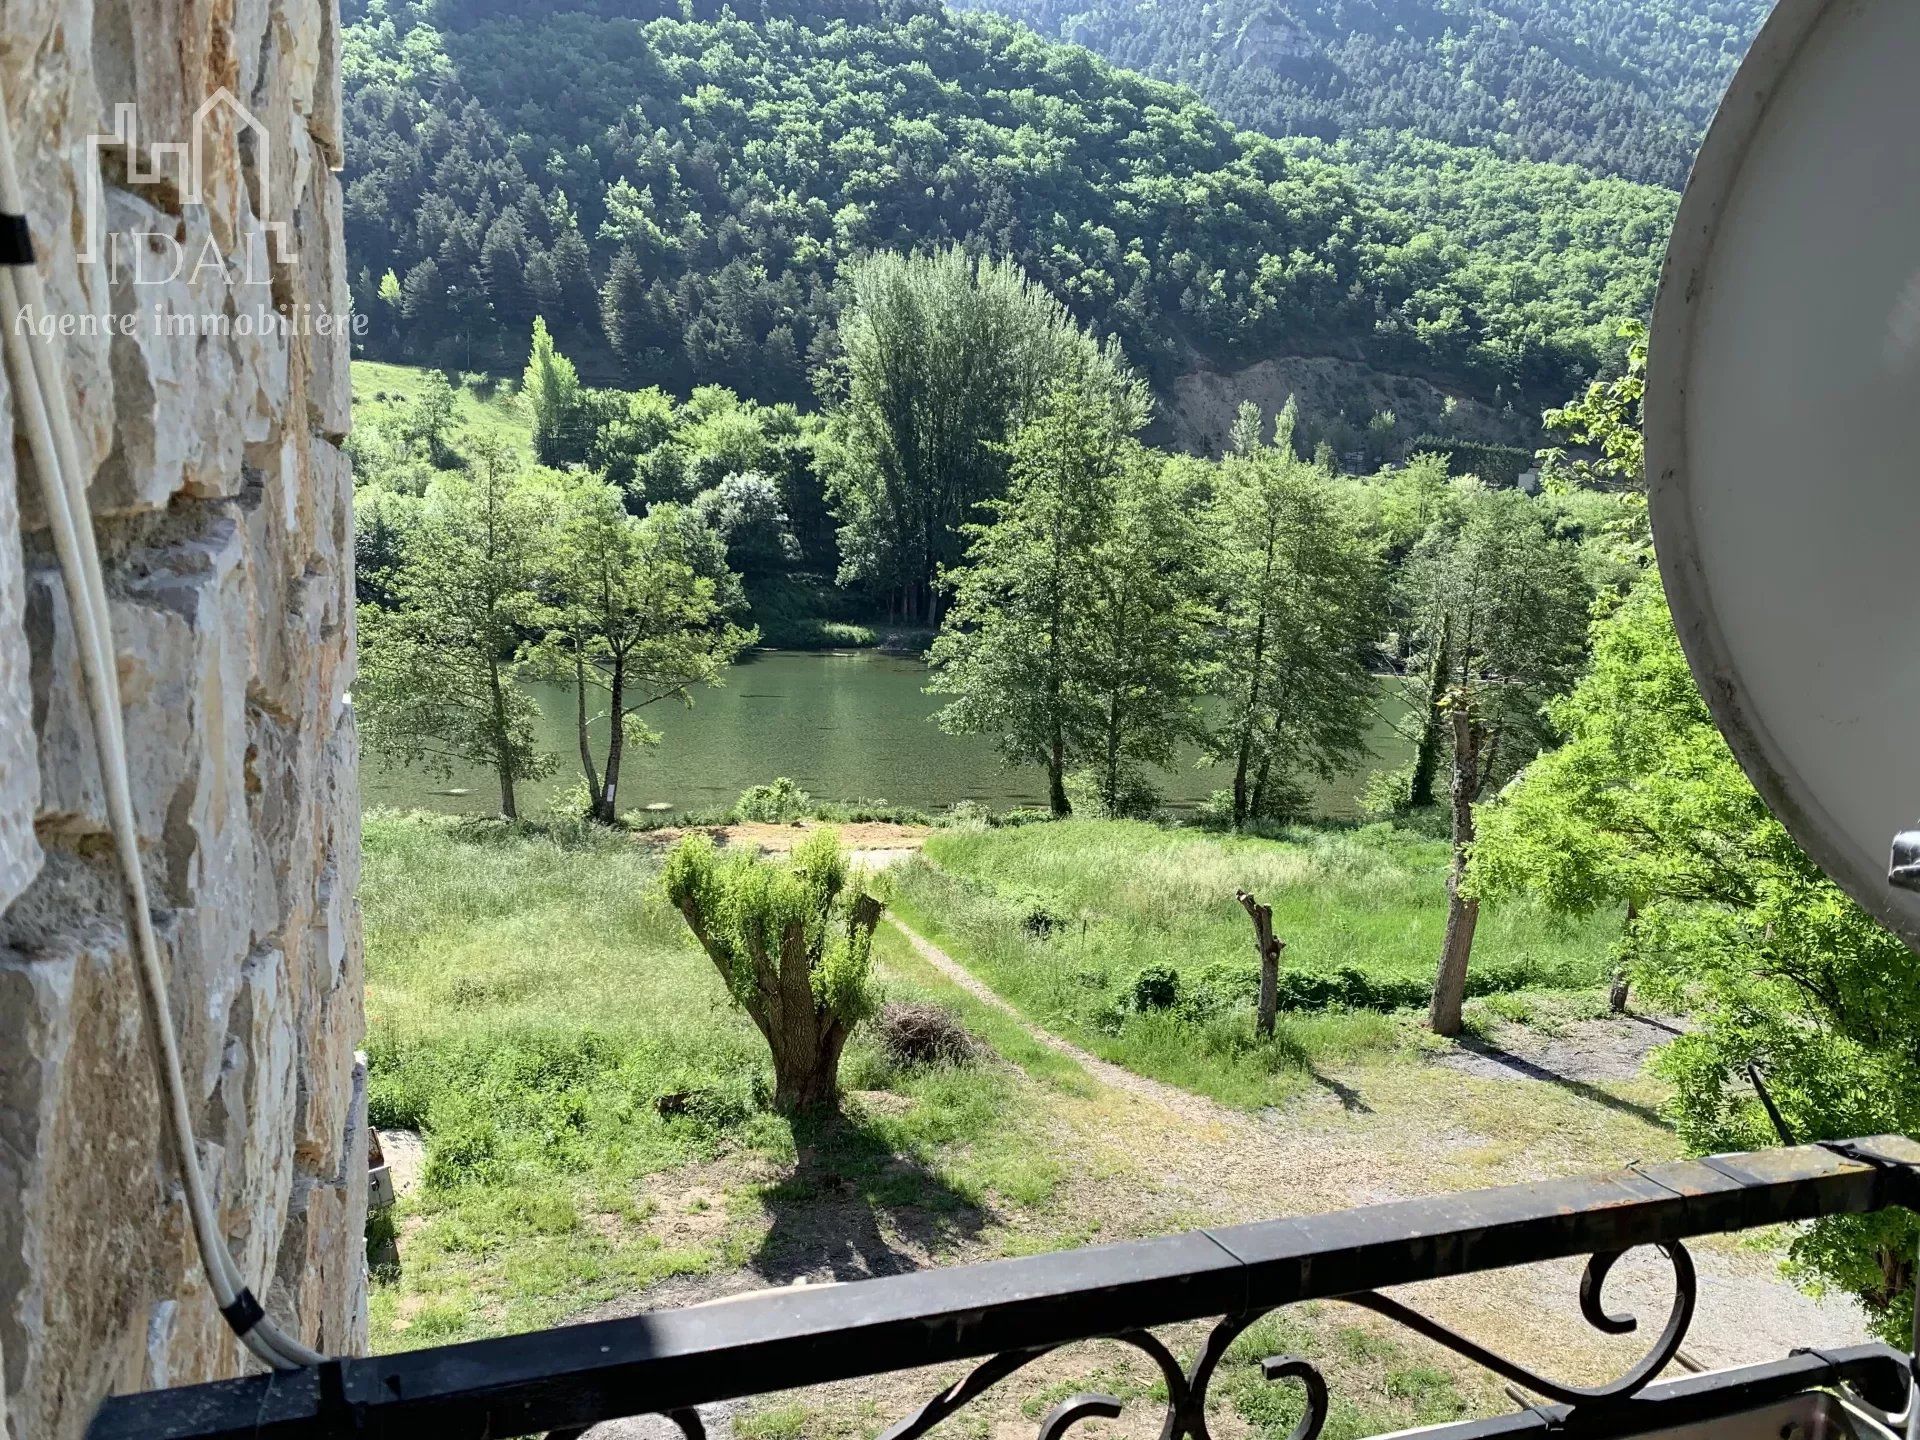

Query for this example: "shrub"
[1130,964,1182,1012]
[943,799,991,828]
[1066,765,1161,820]
[735,776,812,822]
[874,1001,978,1068]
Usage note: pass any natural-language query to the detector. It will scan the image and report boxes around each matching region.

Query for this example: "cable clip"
[220,1287,266,1339]
[0,213,32,267]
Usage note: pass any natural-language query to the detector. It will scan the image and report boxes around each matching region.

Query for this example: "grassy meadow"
[351,360,533,451]
[360,811,1067,1348]
[890,818,1621,1108]
[358,809,1681,1435]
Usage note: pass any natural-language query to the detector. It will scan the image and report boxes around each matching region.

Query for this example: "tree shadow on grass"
[747,1108,992,1284]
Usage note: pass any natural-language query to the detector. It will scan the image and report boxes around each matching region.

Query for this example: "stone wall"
[0,0,365,1435]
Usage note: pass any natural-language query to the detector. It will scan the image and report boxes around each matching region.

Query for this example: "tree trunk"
[771,1021,848,1114]
[1250,749,1274,825]
[1609,899,1638,1013]
[1231,738,1252,831]
[1231,619,1269,830]
[573,646,600,811]
[1048,729,1070,818]
[1407,619,1450,811]
[1103,695,1121,816]
[487,655,518,820]
[1430,708,1480,1036]
[1238,891,1286,1039]
[594,653,625,824]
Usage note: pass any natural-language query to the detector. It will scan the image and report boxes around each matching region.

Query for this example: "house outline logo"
[80,87,296,267]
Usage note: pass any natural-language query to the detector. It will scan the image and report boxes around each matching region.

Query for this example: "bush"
[1130,964,1182,1012]
[1066,766,1161,820]
[943,799,991,828]
[874,1001,978,1068]
[735,777,812,822]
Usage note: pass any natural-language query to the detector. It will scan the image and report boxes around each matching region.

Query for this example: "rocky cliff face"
[0,1,364,1435]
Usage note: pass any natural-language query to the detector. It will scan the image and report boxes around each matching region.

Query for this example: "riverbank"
[360,811,1862,1437]
[357,653,1415,820]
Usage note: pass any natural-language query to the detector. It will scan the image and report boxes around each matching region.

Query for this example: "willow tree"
[665,831,883,1114]
[542,474,755,824]
[824,246,1137,624]
[1402,490,1587,1034]
[1208,402,1386,828]
[355,437,554,819]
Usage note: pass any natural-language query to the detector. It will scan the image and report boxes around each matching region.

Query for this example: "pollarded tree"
[1209,403,1387,828]
[664,830,883,1114]
[825,246,1144,624]
[1402,489,1588,1034]
[355,436,555,819]
[543,474,756,824]
[927,370,1145,817]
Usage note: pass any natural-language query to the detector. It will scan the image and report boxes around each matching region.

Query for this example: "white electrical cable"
[0,80,323,1372]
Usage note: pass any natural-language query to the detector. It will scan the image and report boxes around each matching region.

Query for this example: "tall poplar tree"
[825,247,1142,624]
[1208,402,1387,828]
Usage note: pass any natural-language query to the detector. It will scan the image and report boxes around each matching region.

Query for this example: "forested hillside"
[950,0,1768,189]
[342,0,1674,440]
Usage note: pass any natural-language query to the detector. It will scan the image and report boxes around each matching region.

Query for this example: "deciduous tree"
[927,373,1140,816]
[542,474,755,823]
[1472,572,1920,1338]
[825,247,1142,624]
[1209,402,1386,828]
[1401,490,1587,1033]
[354,437,554,818]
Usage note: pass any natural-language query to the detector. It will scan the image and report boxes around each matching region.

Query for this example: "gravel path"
[883,915,1871,1369]
[582,916,1871,1437]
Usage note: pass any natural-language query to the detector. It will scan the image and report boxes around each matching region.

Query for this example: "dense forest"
[950,0,1768,189]
[342,0,1676,442]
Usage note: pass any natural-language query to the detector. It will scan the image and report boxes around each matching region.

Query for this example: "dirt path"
[889,913,1232,1125]
[585,914,1869,1439]
[881,915,1869,1371]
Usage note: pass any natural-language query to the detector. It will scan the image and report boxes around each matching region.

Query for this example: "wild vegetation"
[342,0,1673,428]
[953,0,1767,188]
[345,0,1920,1369]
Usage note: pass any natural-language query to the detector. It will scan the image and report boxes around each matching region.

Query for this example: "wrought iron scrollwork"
[882,1241,1696,1439]
[1347,1240,1697,1408]
[879,1330,1190,1440]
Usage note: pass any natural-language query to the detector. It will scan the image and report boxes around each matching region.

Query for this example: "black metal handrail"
[89,1136,1920,1440]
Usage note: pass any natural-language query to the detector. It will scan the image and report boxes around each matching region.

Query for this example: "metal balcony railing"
[88,1137,1920,1440]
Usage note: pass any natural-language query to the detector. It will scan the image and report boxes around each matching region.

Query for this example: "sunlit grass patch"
[890,817,1621,1109]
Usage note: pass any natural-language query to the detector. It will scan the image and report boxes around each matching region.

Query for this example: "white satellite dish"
[1646,0,1920,947]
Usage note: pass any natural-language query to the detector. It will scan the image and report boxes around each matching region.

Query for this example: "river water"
[358,650,1412,819]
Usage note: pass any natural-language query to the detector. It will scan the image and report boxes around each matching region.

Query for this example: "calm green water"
[359,651,1412,819]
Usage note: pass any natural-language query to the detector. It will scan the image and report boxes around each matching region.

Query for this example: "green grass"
[361,811,1063,1349]
[889,817,1619,1108]
[351,359,533,453]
